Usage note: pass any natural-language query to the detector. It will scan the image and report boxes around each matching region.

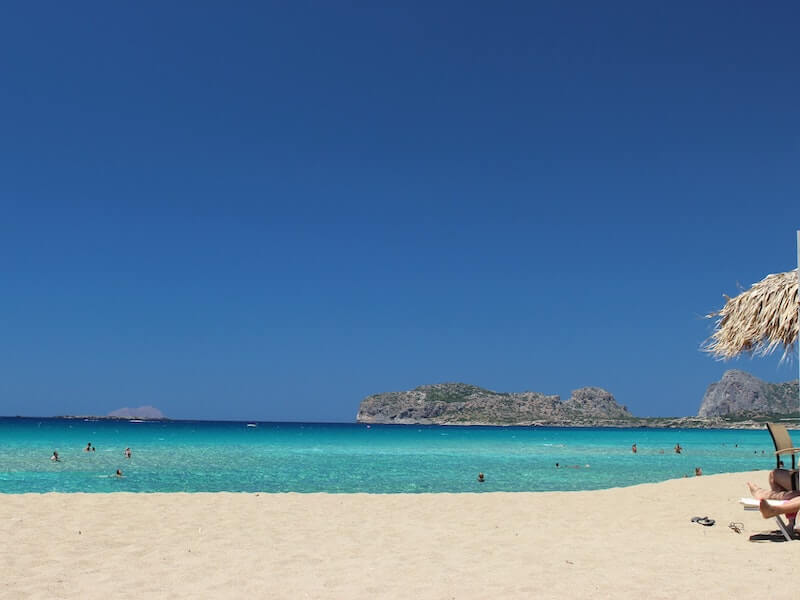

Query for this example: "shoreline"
[0,468,762,496]
[2,471,794,599]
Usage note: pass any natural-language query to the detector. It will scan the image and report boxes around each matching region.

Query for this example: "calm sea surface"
[0,418,777,494]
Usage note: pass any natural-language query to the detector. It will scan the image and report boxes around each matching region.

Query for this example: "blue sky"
[1,1,798,421]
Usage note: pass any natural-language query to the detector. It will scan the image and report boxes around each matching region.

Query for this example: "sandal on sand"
[691,516,715,526]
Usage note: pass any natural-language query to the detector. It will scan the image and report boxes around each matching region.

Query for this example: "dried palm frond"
[705,269,799,360]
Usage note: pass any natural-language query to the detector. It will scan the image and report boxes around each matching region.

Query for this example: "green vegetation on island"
[356,371,799,429]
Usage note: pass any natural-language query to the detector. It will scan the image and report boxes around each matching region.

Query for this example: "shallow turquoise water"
[0,418,777,493]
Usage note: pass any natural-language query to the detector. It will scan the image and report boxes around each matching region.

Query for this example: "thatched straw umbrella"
[704,269,799,360]
[705,231,799,424]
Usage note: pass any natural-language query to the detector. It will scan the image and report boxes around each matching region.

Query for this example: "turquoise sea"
[0,418,777,494]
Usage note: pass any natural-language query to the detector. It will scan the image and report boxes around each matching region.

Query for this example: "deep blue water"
[0,418,778,493]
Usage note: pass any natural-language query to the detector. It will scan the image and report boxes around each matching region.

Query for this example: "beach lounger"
[740,498,797,541]
[766,423,800,489]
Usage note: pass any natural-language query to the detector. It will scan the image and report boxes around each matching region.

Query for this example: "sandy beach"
[1,471,797,599]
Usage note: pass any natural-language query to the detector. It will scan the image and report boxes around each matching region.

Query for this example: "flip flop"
[698,517,715,526]
[690,516,704,523]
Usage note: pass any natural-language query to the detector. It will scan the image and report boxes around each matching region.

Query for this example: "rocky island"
[356,372,799,429]
[356,383,633,426]
[55,406,168,421]
[107,405,166,419]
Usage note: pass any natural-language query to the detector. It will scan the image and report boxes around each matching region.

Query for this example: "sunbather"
[756,495,800,519]
[747,473,800,500]
[769,468,796,492]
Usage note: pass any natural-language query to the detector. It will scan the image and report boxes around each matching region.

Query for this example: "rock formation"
[107,405,166,419]
[356,383,632,426]
[698,370,798,417]
[562,387,631,419]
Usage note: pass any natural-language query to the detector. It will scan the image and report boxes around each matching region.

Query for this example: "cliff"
[698,370,799,417]
[356,383,632,426]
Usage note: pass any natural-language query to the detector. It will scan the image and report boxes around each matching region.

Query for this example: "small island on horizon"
[53,405,168,421]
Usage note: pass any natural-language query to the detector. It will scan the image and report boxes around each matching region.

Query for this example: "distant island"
[55,405,168,421]
[107,405,166,419]
[356,371,799,429]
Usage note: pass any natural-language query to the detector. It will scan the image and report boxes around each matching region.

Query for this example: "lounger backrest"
[766,423,797,470]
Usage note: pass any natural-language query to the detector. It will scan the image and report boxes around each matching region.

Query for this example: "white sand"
[1,471,798,599]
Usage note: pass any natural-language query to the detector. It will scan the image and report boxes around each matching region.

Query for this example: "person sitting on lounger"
[756,494,800,520]
[747,480,800,503]
[748,469,799,498]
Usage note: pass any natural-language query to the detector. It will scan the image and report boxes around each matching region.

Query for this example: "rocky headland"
[356,373,799,429]
[698,370,798,417]
[356,383,634,427]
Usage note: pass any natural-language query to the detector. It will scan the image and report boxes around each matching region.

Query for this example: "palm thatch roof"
[705,269,799,360]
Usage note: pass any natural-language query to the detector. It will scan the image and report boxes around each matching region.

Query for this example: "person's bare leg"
[748,482,768,499]
[746,481,798,500]
[769,469,794,492]
[759,497,800,518]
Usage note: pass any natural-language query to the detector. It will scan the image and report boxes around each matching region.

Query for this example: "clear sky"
[1,1,798,421]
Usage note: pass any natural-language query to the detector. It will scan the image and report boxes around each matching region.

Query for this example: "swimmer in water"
[115,469,124,477]
[477,472,485,483]
[124,447,131,458]
[51,451,60,462]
